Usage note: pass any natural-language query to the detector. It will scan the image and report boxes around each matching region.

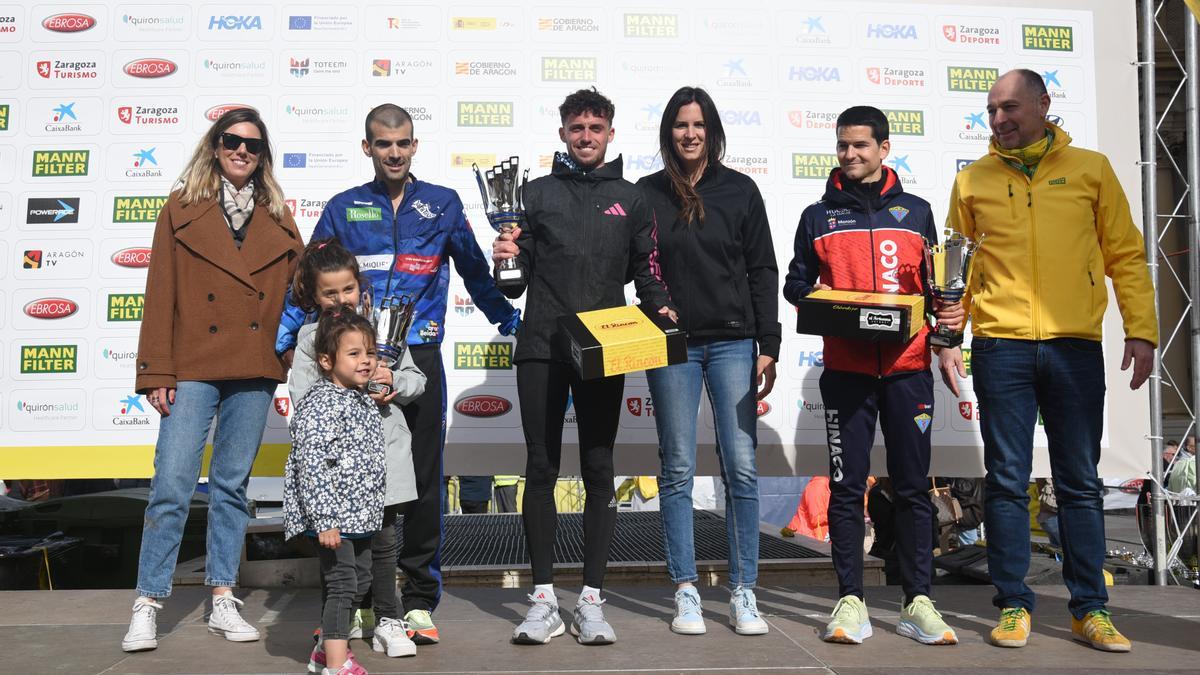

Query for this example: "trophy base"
[929,332,964,349]
[367,380,393,397]
[495,267,525,289]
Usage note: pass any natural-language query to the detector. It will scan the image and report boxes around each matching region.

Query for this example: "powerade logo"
[454,342,513,369]
[208,15,263,31]
[113,196,167,223]
[27,198,79,224]
[20,345,77,373]
[624,13,677,38]
[883,110,924,136]
[456,102,513,127]
[43,13,95,33]
[792,153,838,179]
[1023,24,1072,51]
[947,66,998,92]
[107,294,145,322]
[541,57,596,81]
[866,23,917,40]
[345,206,381,221]
[32,150,89,177]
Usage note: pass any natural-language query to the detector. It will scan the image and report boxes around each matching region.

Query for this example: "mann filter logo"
[111,247,152,268]
[452,17,498,30]
[624,13,678,38]
[43,13,95,32]
[792,153,838,179]
[454,342,513,369]
[1023,24,1073,51]
[883,110,924,136]
[27,198,79,224]
[21,345,77,373]
[32,150,89,177]
[345,206,381,221]
[0,104,8,131]
[457,102,513,127]
[947,66,998,92]
[107,294,145,321]
[541,57,596,81]
[123,59,178,79]
[23,298,79,319]
[538,17,599,33]
[454,395,512,417]
[113,196,167,223]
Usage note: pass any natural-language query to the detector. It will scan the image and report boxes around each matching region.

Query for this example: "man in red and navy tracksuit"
[783,106,961,647]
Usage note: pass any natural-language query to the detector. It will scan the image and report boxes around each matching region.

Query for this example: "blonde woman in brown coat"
[122,107,303,653]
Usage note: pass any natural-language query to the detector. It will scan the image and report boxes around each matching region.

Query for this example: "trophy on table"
[922,231,985,348]
[473,156,528,290]
[361,290,416,396]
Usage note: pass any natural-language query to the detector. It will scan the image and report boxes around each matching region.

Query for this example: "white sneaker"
[208,591,260,642]
[121,597,162,652]
[729,586,769,635]
[372,616,416,657]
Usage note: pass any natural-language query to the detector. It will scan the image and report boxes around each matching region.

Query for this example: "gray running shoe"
[512,592,564,645]
[571,595,616,645]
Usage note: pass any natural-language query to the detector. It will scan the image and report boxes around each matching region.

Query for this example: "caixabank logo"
[101,392,155,428]
[623,13,678,38]
[107,293,144,322]
[1022,24,1073,52]
[454,342,513,369]
[792,153,838,179]
[20,344,77,374]
[541,57,596,82]
[946,66,998,93]
[32,149,89,177]
[882,109,925,137]
[456,102,513,128]
[112,195,166,223]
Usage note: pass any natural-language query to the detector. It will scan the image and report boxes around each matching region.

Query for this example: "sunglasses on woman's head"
[218,132,263,155]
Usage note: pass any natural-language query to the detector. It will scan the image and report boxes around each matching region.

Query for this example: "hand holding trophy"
[473,156,528,289]
[923,231,985,348]
[359,288,416,397]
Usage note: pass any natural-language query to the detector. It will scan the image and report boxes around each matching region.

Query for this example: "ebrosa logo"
[23,297,79,319]
[111,247,152,268]
[454,395,512,418]
[43,13,96,33]
[206,103,253,122]
[124,59,177,78]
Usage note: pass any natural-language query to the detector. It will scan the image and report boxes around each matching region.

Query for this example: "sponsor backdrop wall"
[0,0,1148,479]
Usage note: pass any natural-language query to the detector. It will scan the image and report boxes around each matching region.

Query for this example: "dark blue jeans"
[972,337,1107,619]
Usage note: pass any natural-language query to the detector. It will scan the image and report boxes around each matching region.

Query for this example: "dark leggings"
[359,505,401,619]
[317,537,373,640]
[517,360,623,589]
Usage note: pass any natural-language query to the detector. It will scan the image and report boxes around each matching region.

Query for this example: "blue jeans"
[647,338,759,587]
[135,379,275,598]
[972,337,1107,619]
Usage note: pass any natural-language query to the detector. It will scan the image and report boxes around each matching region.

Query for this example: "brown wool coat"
[135,191,303,393]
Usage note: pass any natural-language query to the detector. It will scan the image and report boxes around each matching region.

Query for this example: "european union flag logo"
[283,153,307,168]
[289,16,312,30]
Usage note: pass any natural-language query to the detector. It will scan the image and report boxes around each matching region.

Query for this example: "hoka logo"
[603,202,627,217]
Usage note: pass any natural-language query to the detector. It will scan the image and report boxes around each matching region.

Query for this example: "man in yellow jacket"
[940,69,1156,653]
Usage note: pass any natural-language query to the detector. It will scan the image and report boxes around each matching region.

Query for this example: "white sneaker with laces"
[122,597,162,652]
[372,616,416,657]
[208,591,260,642]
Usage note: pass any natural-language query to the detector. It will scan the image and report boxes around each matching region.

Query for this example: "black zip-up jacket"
[505,154,672,364]
[637,165,781,360]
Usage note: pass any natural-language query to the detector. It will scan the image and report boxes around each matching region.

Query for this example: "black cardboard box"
[795,289,925,343]
[559,304,687,380]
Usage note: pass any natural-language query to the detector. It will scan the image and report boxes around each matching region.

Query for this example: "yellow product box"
[559,304,686,379]
[796,289,925,343]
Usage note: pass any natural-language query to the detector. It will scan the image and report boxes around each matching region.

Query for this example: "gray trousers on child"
[317,537,373,640]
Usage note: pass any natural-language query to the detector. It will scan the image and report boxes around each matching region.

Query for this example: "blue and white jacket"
[276,178,521,353]
[283,378,386,540]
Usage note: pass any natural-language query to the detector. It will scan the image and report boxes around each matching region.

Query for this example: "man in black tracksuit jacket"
[492,88,673,646]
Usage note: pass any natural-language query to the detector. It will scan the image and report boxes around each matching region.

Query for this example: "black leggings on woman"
[516,360,623,589]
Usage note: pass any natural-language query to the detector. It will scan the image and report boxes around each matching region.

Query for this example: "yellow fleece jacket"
[947,123,1157,346]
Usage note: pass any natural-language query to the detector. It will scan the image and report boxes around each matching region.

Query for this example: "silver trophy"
[363,291,416,396]
[922,231,985,348]
[473,156,529,289]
